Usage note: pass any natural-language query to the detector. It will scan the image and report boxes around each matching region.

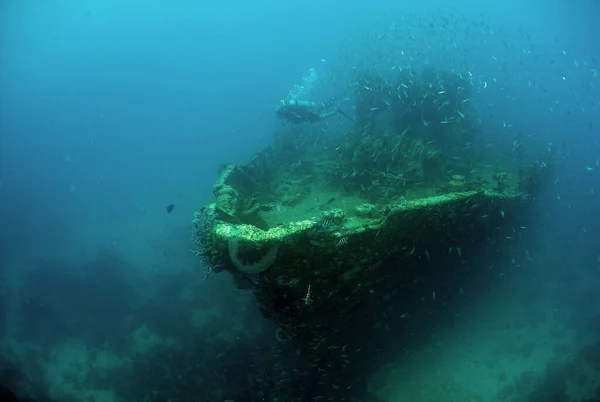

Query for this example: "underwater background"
[1,0,600,401]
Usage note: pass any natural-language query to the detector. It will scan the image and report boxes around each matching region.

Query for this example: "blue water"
[1,1,599,401]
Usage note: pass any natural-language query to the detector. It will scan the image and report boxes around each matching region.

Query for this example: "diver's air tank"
[290,100,317,109]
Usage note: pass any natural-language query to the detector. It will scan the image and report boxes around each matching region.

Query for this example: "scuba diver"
[276,98,353,125]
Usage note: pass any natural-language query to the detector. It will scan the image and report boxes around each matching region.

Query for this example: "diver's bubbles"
[286,68,318,100]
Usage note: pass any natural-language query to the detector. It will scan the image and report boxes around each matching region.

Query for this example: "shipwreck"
[191,66,552,400]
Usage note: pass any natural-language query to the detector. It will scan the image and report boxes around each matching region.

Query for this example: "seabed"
[192,67,553,400]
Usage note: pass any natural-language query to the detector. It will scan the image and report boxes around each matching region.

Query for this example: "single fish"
[166,203,175,213]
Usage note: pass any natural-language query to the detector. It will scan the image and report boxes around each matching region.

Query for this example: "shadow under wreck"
[192,66,553,400]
